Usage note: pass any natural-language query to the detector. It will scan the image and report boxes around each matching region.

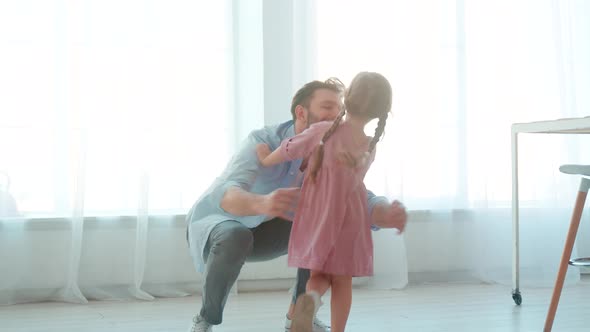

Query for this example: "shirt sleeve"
[280,121,332,161]
[367,189,389,231]
[208,131,265,212]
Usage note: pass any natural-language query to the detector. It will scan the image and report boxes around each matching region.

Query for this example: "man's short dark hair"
[290,78,345,120]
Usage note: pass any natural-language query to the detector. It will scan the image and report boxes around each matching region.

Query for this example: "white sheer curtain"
[0,0,235,304]
[315,0,590,288]
[2,0,589,307]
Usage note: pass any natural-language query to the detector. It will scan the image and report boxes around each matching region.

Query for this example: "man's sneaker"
[188,315,212,332]
[311,317,330,332]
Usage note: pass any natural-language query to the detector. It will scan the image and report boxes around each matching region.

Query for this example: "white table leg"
[511,131,521,305]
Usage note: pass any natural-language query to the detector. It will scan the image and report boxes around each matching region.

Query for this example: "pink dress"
[280,121,375,276]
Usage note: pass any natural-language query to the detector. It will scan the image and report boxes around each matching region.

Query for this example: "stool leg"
[544,182,588,332]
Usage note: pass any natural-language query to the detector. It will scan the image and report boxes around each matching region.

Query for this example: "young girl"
[257,72,394,332]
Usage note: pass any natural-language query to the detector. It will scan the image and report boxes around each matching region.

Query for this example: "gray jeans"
[189,218,310,325]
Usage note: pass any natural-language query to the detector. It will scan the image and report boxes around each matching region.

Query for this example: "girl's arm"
[257,144,286,167]
[258,121,333,167]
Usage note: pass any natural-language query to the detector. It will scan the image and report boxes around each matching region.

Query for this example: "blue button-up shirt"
[186,120,387,272]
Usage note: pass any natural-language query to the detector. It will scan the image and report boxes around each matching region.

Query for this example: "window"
[0,1,233,216]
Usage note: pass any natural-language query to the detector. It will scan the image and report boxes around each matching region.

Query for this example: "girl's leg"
[330,275,352,332]
[306,270,331,296]
[291,270,329,332]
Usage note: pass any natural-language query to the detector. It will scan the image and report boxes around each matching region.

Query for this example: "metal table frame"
[511,116,590,305]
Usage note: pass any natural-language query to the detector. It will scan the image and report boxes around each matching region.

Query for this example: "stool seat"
[569,257,590,267]
[559,164,590,176]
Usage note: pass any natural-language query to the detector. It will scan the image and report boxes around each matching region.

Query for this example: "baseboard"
[236,278,295,293]
[407,270,484,284]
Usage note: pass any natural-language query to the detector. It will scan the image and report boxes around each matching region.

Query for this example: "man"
[186,78,407,332]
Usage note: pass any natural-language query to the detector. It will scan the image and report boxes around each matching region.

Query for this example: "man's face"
[303,88,341,128]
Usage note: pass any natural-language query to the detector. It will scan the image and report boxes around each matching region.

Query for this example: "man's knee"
[208,225,254,262]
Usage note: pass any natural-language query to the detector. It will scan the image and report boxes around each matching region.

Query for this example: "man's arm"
[221,186,299,220]
[212,131,299,220]
[367,190,408,232]
[221,187,265,216]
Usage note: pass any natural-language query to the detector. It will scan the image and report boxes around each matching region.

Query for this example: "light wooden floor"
[1,281,589,332]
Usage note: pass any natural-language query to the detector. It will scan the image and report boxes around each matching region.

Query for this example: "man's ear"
[294,105,307,121]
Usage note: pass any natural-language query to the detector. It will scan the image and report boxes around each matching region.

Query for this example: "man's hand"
[258,187,300,220]
[386,200,408,233]
[372,200,408,233]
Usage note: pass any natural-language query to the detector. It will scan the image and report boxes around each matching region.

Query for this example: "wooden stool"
[544,165,590,331]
